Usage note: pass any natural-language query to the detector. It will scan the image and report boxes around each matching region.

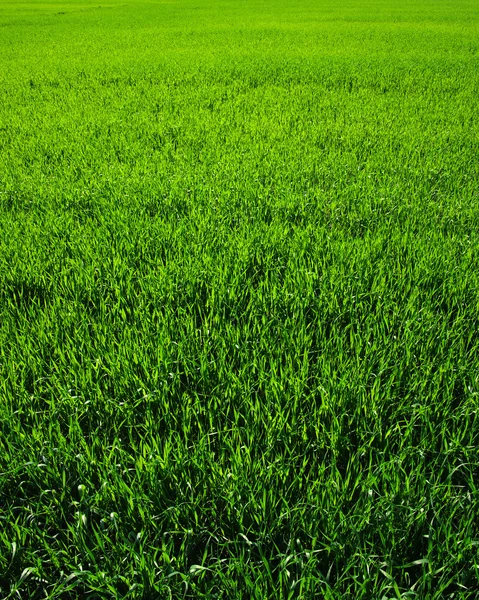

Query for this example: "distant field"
[1,0,479,597]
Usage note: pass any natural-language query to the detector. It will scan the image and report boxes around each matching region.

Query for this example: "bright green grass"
[1,0,479,597]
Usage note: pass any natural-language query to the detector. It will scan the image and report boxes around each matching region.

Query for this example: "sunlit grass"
[1,0,479,597]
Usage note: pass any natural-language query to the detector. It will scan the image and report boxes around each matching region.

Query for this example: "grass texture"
[1,0,479,597]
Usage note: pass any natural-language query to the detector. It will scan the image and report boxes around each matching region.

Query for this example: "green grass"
[1,0,479,597]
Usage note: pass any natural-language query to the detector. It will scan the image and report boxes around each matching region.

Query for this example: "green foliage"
[1,0,479,597]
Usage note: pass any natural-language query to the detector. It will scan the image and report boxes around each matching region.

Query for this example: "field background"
[1,0,479,597]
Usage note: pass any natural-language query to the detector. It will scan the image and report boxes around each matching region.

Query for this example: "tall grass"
[1,0,479,597]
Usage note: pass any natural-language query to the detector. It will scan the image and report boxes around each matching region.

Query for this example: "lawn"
[1,0,479,597]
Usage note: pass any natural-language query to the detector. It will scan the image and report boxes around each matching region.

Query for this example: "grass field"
[1,0,479,597]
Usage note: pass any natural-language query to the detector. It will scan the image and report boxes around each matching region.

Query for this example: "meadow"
[1,0,479,597]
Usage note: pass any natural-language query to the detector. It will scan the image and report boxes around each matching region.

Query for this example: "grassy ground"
[1,0,479,597]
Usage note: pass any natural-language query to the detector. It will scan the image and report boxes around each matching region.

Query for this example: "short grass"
[1,0,479,597]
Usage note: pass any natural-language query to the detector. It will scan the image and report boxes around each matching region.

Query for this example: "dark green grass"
[1,0,479,597]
